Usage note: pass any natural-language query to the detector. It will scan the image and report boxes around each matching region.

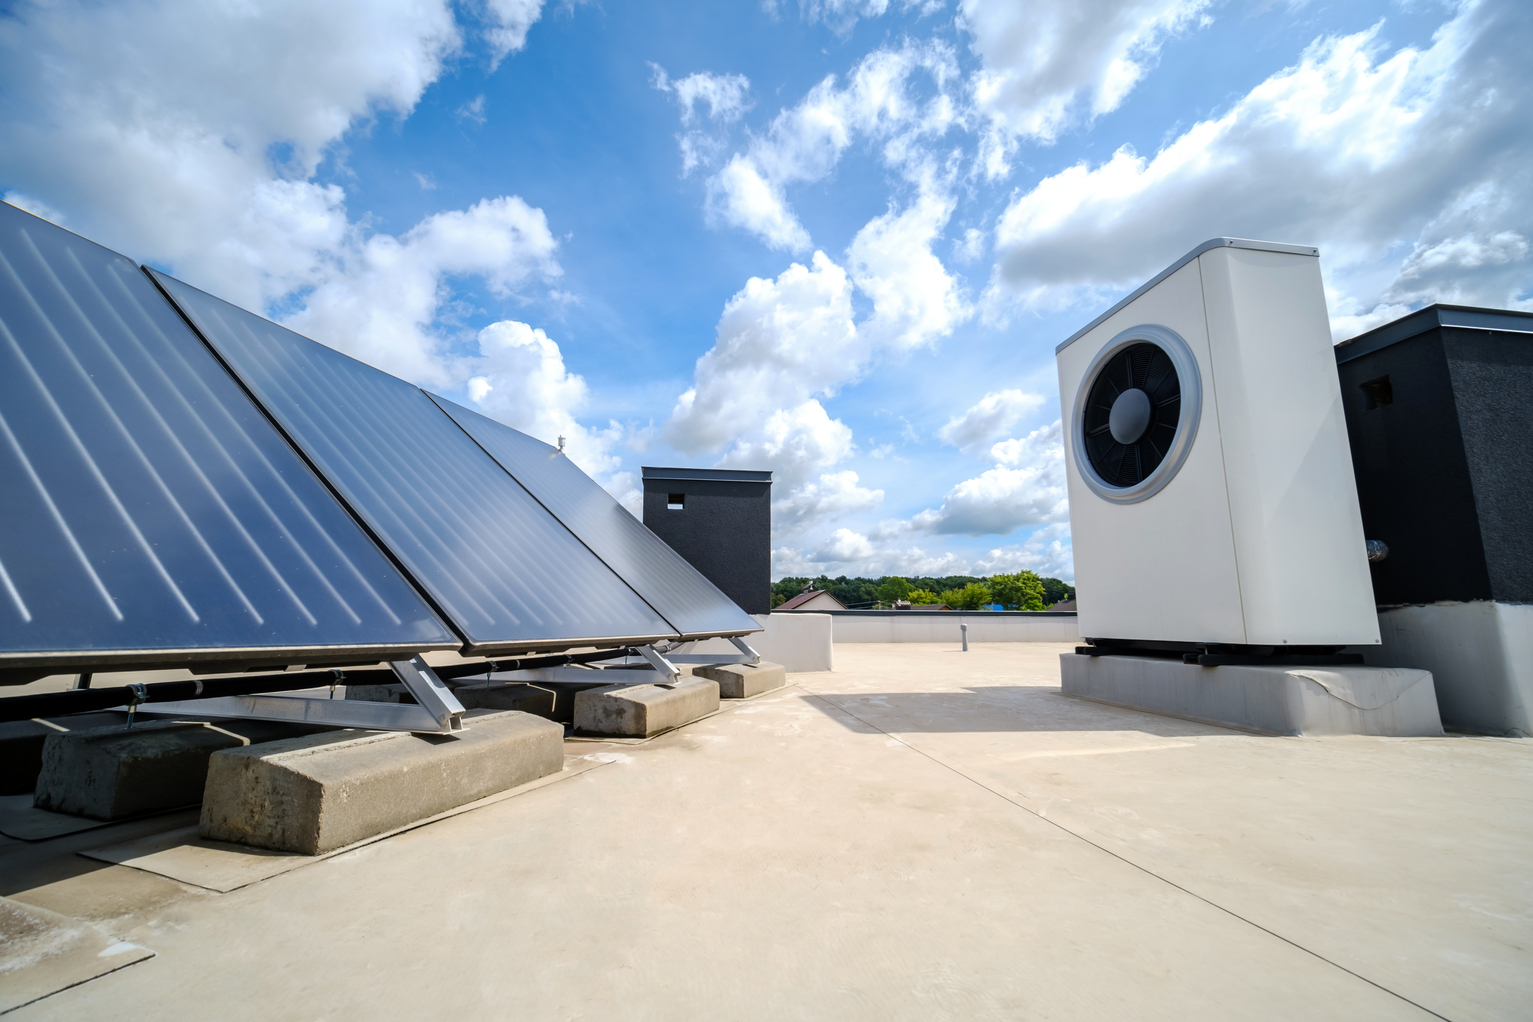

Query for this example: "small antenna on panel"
[557,435,566,454]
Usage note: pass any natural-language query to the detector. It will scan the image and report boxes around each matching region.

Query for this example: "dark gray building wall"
[1335,305,1533,606]
[642,468,772,614]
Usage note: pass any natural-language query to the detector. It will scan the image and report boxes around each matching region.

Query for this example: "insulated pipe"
[961,622,969,652]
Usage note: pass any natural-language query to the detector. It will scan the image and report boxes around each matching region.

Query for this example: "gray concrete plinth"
[0,712,127,796]
[199,709,564,855]
[692,661,787,699]
[451,682,556,718]
[573,678,719,737]
[1060,654,1442,736]
[32,719,319,820]
[344,683,411,703]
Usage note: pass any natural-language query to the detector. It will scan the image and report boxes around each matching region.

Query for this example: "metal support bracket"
[389,656,466,731]
[655,636,762,667]
[637,644,683,685]
[143,656,465,734]
[729,636,762,666]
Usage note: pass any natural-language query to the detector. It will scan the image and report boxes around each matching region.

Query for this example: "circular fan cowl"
[1082,342,1181,487]
[1069,324,1202,504]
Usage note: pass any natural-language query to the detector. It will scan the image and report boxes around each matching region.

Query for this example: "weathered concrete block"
[0,712,129,796]
[345,683,412,703]
[691,661,787,699]
[451,682,556,718]
[1060,654,1443,736]
[573,678,719,737]
[32,719,317,820]
[200,709,564,855]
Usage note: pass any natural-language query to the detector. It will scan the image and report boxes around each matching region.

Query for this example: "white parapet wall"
[1364,601,1533,736]
[780,610,1081,644]
[682,613,834,673]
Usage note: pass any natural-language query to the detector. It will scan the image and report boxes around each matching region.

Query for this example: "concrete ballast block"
[32,720,318,820]
[692,661,787,699]
[451,682,557,719]
[200,709,564,855]
[573,679,719,737]
[1060,654,1443,736]
[0,712,132,796]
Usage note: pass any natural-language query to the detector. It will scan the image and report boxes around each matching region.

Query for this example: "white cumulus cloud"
[285,196,560,389]
[699,40,960,251]
[972,523,1075,581]
[913,420,1068,535]
[937,389,1046,454]
[960,0,1213,174]
[848,183,972,348]
[666,254,864,455]
[651,66,754,175]
[484,0,547,67]
[986,1,1533,328]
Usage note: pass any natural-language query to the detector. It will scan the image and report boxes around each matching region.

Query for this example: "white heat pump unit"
[1055,238,1380,650]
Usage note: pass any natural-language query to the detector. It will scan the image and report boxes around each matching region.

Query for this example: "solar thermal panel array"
[150,270,686,656]
[429,395,759,640]
[0,202,457,672]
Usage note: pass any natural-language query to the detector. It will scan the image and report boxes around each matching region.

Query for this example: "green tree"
[988,571,1046,611]
[940,582,992,610]
[1040,577,1076,606]
[875,576,912,604]
[907,589,940,604]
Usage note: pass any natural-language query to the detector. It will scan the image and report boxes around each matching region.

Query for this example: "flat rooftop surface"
[4,643,1530,1020]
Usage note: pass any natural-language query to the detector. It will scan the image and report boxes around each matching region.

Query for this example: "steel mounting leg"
[389,656,466,731]
[637,645,683,686]
[728,636,762,666]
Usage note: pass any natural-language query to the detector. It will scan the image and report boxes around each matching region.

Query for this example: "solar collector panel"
[151,270,679,655]
[0,202,456,672]
[430,395,760,641]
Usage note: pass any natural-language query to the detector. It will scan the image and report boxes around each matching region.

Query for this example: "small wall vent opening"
[1360,375,1393,410]
[667,493,685,510]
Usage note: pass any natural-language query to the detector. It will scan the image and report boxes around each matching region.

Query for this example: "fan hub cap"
[1109,388,1152,444]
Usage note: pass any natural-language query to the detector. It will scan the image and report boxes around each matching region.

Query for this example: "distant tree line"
[772,573,1076,611]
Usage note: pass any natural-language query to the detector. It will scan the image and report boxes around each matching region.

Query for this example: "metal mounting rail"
[149,656,464,733]
[481,644,685,688]
[664,636,762,666]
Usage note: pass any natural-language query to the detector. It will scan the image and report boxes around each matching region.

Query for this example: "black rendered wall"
[643,479,772,614]
[1338,325,1533,606]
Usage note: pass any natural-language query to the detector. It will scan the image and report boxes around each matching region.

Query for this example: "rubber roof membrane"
[0,202,457,674]
[150,270,681,655]
[428,395,759,640]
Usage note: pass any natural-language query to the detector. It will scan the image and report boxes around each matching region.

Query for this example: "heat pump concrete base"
[573,678,720,737]
[1060,654,1442,737]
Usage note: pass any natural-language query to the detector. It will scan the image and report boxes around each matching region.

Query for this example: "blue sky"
[3,0,1528,583]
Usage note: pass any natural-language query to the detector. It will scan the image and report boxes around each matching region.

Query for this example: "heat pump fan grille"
[1083,342,1181,487]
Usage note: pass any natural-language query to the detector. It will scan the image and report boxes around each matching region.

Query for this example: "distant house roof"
[1048,597,1076,611]
[778,589,847,611]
